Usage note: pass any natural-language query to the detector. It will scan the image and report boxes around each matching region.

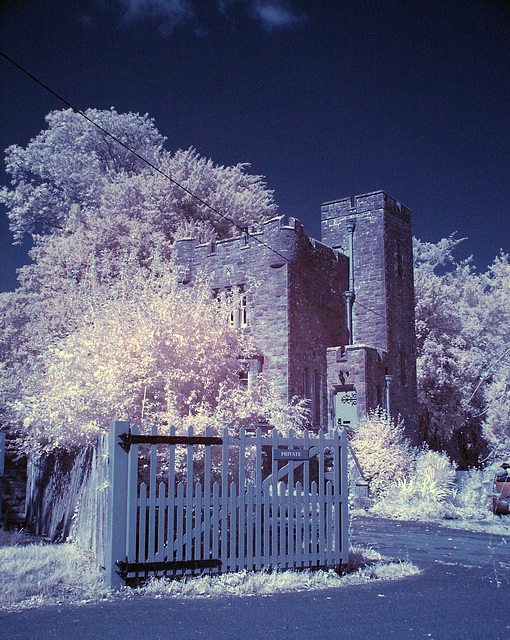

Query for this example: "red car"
[492,463,510,515]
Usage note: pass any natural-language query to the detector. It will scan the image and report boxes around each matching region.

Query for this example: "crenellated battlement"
[321,190,411,224]
[174,214,343,283]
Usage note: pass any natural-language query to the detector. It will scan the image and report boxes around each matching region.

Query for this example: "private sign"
[273,449,309,461]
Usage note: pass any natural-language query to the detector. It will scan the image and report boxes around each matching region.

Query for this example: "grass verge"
[0,533,419,612]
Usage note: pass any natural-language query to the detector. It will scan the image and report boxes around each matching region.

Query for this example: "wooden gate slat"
[340,429,349,559]
[147,424,158,561]
[262,476,271,568]
[194,481,203,563]
[185,427,194,570]
[211,481,220,566]
[270,430,278,568]
[126,423,139,563]
[238,429,246,567]
[279,481,287,565]
[167,426,176,562]
[156,481,166,561]
[303,429,310,566]
[246,481,254,570]
[295,480,303,568]
[310,480,318,565]
[116,423,348,583]
[220,429,229,569]
[254,428,263,570]
[317,429,326,567]
[325,481,333,565]
[203,427,212,561]
[138,482,147,562]
[176,482,184,563]
[228,481,237,572]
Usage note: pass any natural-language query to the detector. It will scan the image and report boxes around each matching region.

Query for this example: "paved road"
[351,515,510,571]
[2,516,509,640]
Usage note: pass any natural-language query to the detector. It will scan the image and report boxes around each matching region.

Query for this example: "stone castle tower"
[321,192,417,433]
[174,190,417,434]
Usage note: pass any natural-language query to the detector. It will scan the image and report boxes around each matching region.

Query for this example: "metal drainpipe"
[344,220,356,344]
[385,374,393,416]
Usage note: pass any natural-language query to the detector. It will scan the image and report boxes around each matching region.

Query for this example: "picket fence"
[106,421,348,587]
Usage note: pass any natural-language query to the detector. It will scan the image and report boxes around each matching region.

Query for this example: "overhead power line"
[0,50,289,265]
[1,51,387,324]
[352,299,386,321]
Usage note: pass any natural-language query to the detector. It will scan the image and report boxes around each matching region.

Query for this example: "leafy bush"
[349,407,415,497]
[370,450,504,522]
[372,449,457,520]
[350,406,498,521]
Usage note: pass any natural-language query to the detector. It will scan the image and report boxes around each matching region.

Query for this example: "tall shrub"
[349,407,415,497]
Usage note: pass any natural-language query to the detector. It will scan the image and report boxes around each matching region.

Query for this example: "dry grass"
[137,546,419,599]
[0,538,111,612]
[0,532,419,612]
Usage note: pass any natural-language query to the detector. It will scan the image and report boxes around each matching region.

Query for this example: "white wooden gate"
[106,421,348,587]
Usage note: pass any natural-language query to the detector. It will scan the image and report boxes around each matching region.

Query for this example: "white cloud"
[250,0,306,31]
[217,0,237,16]
[119,0,194,33]
[216,0,306,31]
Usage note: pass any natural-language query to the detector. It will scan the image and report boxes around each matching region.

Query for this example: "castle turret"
[321,191,417,432]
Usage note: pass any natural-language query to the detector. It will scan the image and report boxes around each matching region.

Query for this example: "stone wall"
[321,191,417,432]
[327,344,387,429]
[25,447,94,539]
[287,237,348,427]
[175,217,293,398]
[0,434,27,526]
[175,216,349,416]
[174,191,418,433]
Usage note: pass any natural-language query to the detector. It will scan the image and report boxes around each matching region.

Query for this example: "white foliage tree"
[0,108,280,445]
[478,254,510,455]
[414,236,510,463]
[1,108,166,241]
[1,109,277,286]
[9,264,307,453]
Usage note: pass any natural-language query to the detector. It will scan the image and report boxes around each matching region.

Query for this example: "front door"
[334,386,358,431]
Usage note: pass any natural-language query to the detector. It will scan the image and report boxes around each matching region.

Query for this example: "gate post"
[105,421,130,589]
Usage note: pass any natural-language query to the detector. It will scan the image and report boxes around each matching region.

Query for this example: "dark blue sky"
[1,0,509,292]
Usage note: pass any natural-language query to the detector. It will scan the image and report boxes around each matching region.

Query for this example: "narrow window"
[239,370,249,387]
[222,285,248,328]
[239,285,248,327]
[303,368,310,400]
[224,287,235,326]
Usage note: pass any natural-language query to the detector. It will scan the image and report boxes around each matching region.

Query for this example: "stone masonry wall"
[383,206,418,433]
[174,217,292,399]
[287,237,348,428]
[174,192,417,433]
[327,345,386,429]
[1,435,27,526]
[321,191,417,432]
[175,216,349,424]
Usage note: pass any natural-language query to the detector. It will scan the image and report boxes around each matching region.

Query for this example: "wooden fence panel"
[106,423,348,587]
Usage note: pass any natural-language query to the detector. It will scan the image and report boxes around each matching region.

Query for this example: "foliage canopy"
[0,108,304,452]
